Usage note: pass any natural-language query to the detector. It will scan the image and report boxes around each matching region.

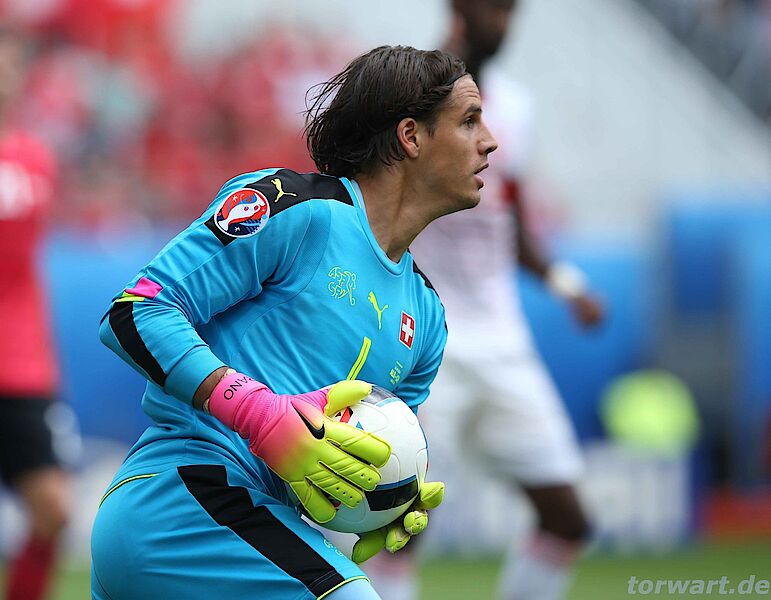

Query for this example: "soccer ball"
[324,386,428,534]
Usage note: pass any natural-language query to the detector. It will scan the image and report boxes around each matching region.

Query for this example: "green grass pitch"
[4,540,769,599]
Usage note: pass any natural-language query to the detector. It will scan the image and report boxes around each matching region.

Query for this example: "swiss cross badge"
[399,311,415,349]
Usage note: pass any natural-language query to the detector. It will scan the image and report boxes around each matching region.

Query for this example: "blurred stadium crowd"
[4,0,771,221]
[0,0,347,225]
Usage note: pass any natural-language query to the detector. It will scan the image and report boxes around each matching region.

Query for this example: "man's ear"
[396,117,421,159]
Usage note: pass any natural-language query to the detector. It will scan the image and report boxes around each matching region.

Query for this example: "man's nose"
[481,123,498,155]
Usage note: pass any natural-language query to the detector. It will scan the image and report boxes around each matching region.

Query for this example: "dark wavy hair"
[305,46,467,178]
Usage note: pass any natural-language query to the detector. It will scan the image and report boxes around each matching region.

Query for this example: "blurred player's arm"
[98,170,390,522]
[510,184,604,328]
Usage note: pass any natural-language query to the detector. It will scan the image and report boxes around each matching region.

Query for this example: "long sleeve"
[99,169,314,403]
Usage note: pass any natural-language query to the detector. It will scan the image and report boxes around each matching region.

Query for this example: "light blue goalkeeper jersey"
[99,168,447,502]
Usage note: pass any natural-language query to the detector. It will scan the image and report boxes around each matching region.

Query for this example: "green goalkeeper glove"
[208,375,392,524]
[351,480,445,563]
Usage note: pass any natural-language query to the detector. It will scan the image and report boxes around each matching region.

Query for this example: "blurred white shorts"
[420,344,583,487]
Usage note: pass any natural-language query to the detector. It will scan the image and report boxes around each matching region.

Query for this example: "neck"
[354,168,435,263]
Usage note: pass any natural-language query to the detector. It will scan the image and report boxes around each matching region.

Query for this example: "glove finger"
[325,419,391,469]
[385,521,412,553]
[318,441,383,491]
[306,465,364,508]
[289,480,336,524]
[351,528,387,564]
[403,509,428,535]
[414,480,445,510]
[325,380,373,416]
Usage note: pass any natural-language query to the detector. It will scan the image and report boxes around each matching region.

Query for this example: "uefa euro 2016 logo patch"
[214,188,270,238]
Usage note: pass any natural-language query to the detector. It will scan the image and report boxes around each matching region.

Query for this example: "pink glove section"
[207,371,329,471]
[206,373,390,524]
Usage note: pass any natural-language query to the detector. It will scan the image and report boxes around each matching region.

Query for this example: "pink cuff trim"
[212,372,264,403]
[208,372,271,431]
[125,277,163,299]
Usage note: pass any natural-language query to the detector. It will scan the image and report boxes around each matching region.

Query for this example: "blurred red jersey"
[0,129,58,396]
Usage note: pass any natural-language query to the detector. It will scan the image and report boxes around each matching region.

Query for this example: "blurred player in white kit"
[364,1,605,599]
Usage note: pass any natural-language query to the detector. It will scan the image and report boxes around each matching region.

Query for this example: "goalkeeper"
[91,45,497,600]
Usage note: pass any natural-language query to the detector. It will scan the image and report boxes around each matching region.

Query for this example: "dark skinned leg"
[520,483,590,542]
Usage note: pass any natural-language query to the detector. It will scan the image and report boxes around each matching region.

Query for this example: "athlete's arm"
[192,366,230,411]
[98,170,307,403]
[99,170,391,522]
[509,181,604,328]
[509,180,550,278]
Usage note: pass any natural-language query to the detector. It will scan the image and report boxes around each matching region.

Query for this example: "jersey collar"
[342,178,409,276]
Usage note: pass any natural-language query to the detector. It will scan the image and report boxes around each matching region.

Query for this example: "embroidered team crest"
[214,189,270,237]
[399,312,415,349]
[327,266,357,305]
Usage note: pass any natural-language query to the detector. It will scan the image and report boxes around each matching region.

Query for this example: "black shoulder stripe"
[411,259,439,295]
[247,169,353,215]
[108,302,167,387]
[204,217,236,246]
[205,169,352,246]
[411,258,448,331]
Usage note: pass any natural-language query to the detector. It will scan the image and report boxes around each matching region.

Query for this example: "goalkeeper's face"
[415,75,497,214]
